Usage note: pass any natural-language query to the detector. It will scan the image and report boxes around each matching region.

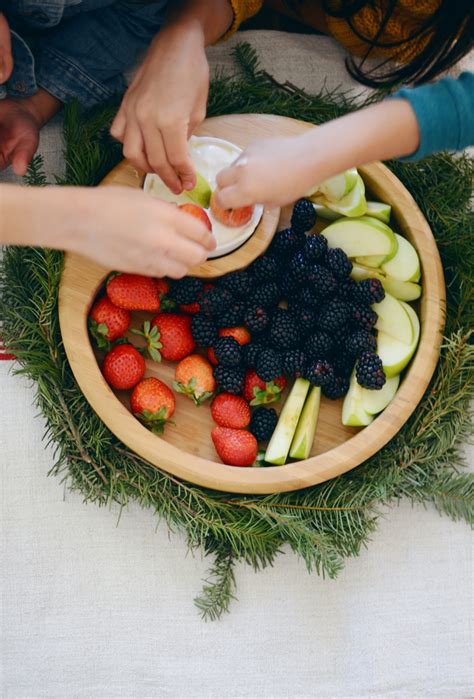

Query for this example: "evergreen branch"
[194,547,237,621]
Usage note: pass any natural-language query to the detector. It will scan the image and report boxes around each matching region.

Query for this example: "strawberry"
[155,278,170,296]
[89,296,130,349]
[178,203,212,232]
[218,326,251,346]
[155,278,177,312]
[133,314,195,362]
[207,347,218,365]
[107,273,160,312]
[174,354,216,405]
[180,301,201,315]
[243,370,287,406]
[211,427,257,467]
[102,344,145,390]
[211,393,250,429]
[130,377,175,434]
[210,192,253,228]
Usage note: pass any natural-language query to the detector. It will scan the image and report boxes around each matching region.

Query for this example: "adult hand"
[0,13,13,84]
[0,99,40,176]
[111,25,209,195]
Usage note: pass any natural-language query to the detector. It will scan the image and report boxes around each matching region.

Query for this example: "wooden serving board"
[59,114,445,494]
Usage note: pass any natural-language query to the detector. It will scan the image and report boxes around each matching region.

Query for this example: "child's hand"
[215,136,321,209]
[0,99,40,176]
[110,26,209,195]
[0,13,13,84]
[72,187,216,278]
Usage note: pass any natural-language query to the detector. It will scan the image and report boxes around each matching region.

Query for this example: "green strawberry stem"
[131,321,163,362]
[250,381,283,406]
[173,379,214,407]
[134,408,173,435]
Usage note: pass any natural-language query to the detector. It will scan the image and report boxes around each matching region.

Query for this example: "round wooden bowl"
[59,114,445,494]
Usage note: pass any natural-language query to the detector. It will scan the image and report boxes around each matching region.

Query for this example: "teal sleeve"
[394,72,474,161]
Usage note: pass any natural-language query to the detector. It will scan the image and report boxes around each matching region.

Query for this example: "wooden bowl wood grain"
[59,114,445,494]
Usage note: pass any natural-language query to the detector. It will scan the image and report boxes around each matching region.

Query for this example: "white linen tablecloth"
[1,31,472,698]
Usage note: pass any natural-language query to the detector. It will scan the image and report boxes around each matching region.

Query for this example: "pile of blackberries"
[168,199,387,396]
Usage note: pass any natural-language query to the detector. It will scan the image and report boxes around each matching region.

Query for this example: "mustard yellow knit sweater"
[228,0,440,64]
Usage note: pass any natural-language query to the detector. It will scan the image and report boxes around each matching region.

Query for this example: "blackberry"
[191,314,218,346]
[213,337,242,367]
[322,374,350,400]
[292,306,318,334]
[304,358,335,387]
[269,309,300,350]
[249,255,279,281]
[332,347,355,378]
[304,234,328,262]
[281,349,306,377]
[351,304,378,331]
[346,329,377,357]
[244,305,271,334]
[218,270,252,298]
[304,331,333,359]
[307,265,338,299]
[170,277,203,304]
[298,286,320,309]
[216,300,245,328]
[325,247,352,279]
[289,251,311,283]
[213,365,245,394]
[318,300,351,333]
[250,281,280,308]
[270,227,306,256]
[337,278,357,301]
[353,278,385,306]
[256,348,282,382]
[278,274,300,299]
[201,287,233,316]
[291,199,317,233]
[249,407,278,442]
[356,351,386,390]
[242,342,264,368]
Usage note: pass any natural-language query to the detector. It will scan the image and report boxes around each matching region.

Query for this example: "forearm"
[160,0,233,46]
[0,185,86,250]
[22,88,62,127]
[299,99,420,185]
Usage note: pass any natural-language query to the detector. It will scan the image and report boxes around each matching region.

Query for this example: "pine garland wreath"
[1,44,473,620]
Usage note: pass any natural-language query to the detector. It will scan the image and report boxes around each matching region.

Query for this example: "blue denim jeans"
[0,0,169,107]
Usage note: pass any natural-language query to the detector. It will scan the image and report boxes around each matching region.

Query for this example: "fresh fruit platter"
[59,114,445,493]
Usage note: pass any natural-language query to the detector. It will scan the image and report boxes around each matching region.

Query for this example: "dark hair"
[285,1,474,88]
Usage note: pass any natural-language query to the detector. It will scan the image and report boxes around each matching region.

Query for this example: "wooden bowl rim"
[59,114,445,494]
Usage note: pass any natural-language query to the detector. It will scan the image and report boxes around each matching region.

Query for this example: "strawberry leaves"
[131,320,163,362]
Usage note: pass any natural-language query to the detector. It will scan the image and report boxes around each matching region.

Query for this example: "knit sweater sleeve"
[395,72,474,161]
[223,0,263,39]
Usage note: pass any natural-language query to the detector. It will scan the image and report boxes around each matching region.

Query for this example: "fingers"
[122,123,151,174]
[141,123,182,194]
[11,135,38,176]
[215,164,239,190]
[0,14,13,83]
[110,105,126,143]
[161,123,196,191]
[215,185,252,210]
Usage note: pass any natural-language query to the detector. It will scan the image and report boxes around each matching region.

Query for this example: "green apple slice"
[265,378,310,465]
[289,386,321,460]
[310,196,342,221]
[323,216,397,259]
[356,254,387,268]
[373,292,413,345]
[361,375,400,415]
[322,176,367,218]
[320,167,359,202]
[186,172,212,208]
[381,233,421,282]
[382,277,422,301]
[342,374,374,427]
[366,201,392,224]
[377,302,420,377]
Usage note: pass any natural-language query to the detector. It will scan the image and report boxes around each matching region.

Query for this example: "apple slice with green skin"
[366,201,392,224]
[356,254,387,268]
[322,176,367,218]
[381,233,421,282]
[289,386,321,460]
[342,374,374,427]
[323,216,398,259]
[361,375,400,415]
[373,292,413,345]
[350,264,422,301]
[310,196,342,221]
[265,378,310,465]
[186,172,212,208]
[321,167,359,202]
[377,302,420,377]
